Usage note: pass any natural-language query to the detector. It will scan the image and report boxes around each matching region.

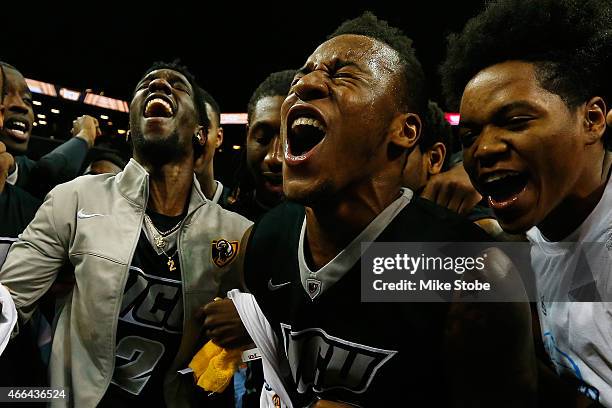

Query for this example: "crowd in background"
[1,1,612,407]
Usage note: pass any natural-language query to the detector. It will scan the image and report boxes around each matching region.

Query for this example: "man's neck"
[202,177,217,202]
[194,154,216,200]
[143,160,194,216]
[539,151,612,241]
[305,186,401,270]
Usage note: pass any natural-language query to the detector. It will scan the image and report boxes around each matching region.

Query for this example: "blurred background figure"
[82,146,127,175]
[1,62,102,198]
[226,70,294,221]
[194,87,226,202]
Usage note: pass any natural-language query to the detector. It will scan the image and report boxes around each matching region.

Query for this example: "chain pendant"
[154,235,167,249]
[167,258,176,272]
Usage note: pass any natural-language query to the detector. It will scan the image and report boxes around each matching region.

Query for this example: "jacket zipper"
[95,185,148,406]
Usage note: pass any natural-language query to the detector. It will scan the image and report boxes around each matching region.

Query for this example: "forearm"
[26,137,89,198]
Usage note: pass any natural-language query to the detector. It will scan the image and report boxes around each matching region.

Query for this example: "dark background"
[1,1,486,183]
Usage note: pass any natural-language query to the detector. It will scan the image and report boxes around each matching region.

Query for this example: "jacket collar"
[115,158,207,212]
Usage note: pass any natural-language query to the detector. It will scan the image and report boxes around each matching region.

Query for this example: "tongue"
[290,124,325,156]
[145,102,172,118]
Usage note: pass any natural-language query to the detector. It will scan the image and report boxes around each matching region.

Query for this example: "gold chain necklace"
[144,214,181,272]
[161,248,179,272]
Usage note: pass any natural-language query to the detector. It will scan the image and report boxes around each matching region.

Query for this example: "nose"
[4,93,30,115]
[293,71,329,101]
[263,135,283,173]
[472,126,508,168]
[148,77,172,95]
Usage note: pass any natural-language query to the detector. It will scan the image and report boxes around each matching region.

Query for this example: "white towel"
[226,289,293,408]
[0,284,17,355]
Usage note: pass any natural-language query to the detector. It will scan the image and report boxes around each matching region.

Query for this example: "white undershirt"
[527,175,612,405]
[6,162,18,186]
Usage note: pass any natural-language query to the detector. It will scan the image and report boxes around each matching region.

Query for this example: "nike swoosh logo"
[268,279,291,291]
[77,209,106,219]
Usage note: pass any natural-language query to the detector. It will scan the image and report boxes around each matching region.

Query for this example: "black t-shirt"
[100,211,184,407]
[245,198,492,407]
[0,183,40,241]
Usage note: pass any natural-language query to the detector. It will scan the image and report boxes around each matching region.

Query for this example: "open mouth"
[479,170,528,208]
[143,95,175,118]
[263,172,282,186]
[3,118,30,140]
[287,116,327,158]
[262,172,283,194]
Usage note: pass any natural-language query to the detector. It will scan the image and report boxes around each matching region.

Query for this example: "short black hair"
[247,70,295,123]
[441,0,612,114]
[420,101,452,171]
[199,87,221,128]
[0,61,25,96]
[90,151,127,170]
[141,60,209,130]
[81,141,129,175]
[329,11,428,118]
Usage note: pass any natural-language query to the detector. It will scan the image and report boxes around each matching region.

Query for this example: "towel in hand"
[188,340,242,393]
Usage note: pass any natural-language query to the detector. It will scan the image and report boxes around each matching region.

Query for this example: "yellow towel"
[189,341,243,393]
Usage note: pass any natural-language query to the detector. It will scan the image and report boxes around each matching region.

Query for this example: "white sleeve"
[0,284,17,355]
[227,289,293,408]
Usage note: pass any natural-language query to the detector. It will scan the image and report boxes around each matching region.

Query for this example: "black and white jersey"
[100,212,184,407]
[245,194,491,407]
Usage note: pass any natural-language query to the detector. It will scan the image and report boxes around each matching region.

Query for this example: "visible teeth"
[145,98,173,115]
[13,129,25,136]
[291,117,326,133]
[484,171,520,184]
[8,121,26,131]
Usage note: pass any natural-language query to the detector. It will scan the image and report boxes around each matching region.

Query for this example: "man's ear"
[197,125,207,147]
[390,112,421,150]
[215,127,224,149]
[584,96,606,145]
[426,142,447,176]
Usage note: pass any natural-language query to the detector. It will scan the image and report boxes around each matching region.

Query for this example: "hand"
[199,298,252,349]
[71,115,101,148]
[421,163,482,215]
[0,141,15,193]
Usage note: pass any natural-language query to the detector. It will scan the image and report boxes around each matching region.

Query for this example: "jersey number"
[111,336,165,395]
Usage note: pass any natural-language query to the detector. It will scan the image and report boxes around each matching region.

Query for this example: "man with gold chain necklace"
[0,61,252,407]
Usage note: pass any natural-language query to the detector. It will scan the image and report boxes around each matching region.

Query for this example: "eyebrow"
[460,100,540,128]
[296,58,360,76]
[493,100,540,117]
[296,64,311,76]
[249,120,276,132]
[333,59,359,70]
